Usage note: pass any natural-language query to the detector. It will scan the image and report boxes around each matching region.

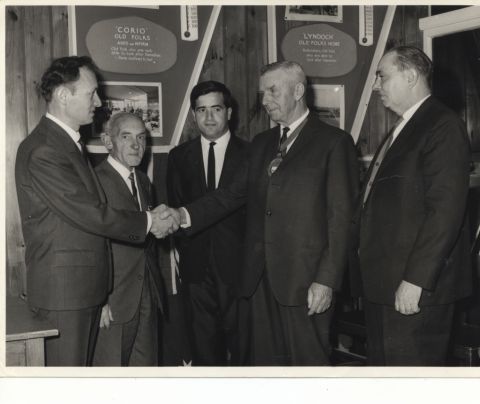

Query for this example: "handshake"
[150,204,182,239]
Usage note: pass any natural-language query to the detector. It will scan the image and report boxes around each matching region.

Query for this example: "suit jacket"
[15,116,147,311]
[350,97,472,306]
[187,114,359,306]
[167,135,248,285]
[95,160,165,323]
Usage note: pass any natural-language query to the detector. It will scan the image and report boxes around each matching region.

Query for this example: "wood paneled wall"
[5,5,427,296]
[6,6,69,296]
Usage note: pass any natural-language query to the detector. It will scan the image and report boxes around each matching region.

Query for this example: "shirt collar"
[200,130,231,148]
[107,155,135,181]
[281,109,309,136]
[402,95,430,122]
[46,112,81,144]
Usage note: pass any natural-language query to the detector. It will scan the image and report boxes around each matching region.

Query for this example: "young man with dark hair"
[167,80,248,365]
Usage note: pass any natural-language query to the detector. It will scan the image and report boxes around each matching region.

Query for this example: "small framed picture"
[93,81,163,138]
[285,6,343,23]
[309,84,345,130]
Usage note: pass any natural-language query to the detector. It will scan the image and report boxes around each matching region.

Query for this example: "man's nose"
[93,92,101,107]
[205,108,214,119]
[261,92,268,105]
[131,138,141,149]
[373,76,381,91]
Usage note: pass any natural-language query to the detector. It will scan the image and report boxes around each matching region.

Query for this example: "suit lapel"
[273,115,314,172]
[380,97,434,171]
[189,137,208,194]
[218,136,239,187]
[101,161,139,210]
[43,117,107,202]
[136,173,151,212]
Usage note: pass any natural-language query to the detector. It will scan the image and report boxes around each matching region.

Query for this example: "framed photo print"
[309,84,345,130]
[94,81,163,138]
[285,6,343,23]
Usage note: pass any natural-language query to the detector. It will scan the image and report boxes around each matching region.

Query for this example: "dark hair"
[190,80,232,110]
[388,46,433,88]
[40,56,98,103]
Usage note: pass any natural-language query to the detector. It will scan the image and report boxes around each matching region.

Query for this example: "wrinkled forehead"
[260,69,294,89]
[378,52,398,72]
[112,116,146,136]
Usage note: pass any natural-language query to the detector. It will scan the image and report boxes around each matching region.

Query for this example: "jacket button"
[137,274,143,281]
[266,210,272,216]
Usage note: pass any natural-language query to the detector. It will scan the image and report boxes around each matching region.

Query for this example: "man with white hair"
[163,61,358,365]
[93,113,165,366]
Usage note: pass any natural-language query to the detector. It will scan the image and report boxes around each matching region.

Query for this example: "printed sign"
[281,23,357,78]
[86,16,177,74]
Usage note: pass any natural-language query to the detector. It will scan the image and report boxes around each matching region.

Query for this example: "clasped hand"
[150,204,182,238]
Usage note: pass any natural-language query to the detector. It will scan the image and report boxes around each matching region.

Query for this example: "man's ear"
[191,109,197,124]
[405,68,419,88]
[294,82,305,101]
[53,85,70,105]
[101,133,113,150]
[227,107,232,121]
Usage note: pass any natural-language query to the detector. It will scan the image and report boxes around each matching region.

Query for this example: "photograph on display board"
[309,84,345,129]
[284,5,343,23]
[94,81,163,138]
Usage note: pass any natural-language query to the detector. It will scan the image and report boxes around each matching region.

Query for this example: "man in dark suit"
[92,113,165,366]
[167,81,247,365]
[350,46,471,365]
[14,56,176,366]
[162,61,358,365]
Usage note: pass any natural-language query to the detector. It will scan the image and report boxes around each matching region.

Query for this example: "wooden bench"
[6,296,58,366]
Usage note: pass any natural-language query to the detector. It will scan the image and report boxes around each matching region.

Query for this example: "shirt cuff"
[180,207,191,228]
[146,211,152,234]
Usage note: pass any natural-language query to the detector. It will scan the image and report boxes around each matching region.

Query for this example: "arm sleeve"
[315,134,359,290]
[28,145,147,243]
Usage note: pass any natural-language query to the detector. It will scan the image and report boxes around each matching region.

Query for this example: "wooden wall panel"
[23,7,51,133]
[6,7,28,296]
[245,6,269,140]
[223,6,249,139]
[51,7,69,58]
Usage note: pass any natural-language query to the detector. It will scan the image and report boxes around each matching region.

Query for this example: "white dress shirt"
[46,112,82,151]
[280,109,309,153]
[200,130,231,189]
[107,155,142,210]
[391,95,430,143]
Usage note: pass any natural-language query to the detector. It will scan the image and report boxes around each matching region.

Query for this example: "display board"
[274,5,390,135]
[70,5,218,152]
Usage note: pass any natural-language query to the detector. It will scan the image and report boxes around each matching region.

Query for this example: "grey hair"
[260,60,307,87]
[105,112,144,137]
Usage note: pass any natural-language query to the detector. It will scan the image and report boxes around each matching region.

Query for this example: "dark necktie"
[128,172,140,211]
[207,141,216,192]
[363,117,404,204]
[78,138,89,164]
[268,127,290,176]
[279,127,290,157]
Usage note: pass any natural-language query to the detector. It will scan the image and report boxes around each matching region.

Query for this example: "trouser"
[364,300,455,366]
[240,274,334,366]
[33,305,101,366]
